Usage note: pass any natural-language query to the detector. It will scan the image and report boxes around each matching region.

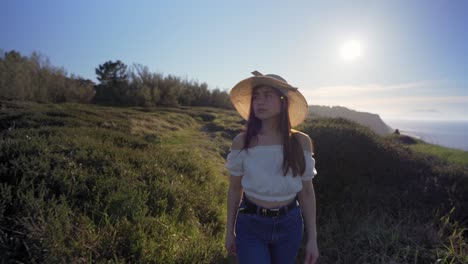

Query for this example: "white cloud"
[308,95,468,108]
[410,109,440,113]
[353,96,468,105]
[302,80,468,120]
[303,80,437,97]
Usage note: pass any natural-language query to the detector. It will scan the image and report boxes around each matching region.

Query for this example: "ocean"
[384,119,468,151]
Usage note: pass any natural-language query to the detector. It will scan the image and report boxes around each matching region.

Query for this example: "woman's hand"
[303,239,319,264]
[225,232,237,256]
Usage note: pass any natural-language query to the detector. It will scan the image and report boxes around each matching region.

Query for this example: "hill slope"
[0,100,467,263]
[0,100,236,263]
[308,105,393,135]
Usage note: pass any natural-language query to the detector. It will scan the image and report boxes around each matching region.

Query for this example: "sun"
[340,40,362,61]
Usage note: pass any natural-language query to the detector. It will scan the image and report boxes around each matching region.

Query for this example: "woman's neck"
[259,117,280,136]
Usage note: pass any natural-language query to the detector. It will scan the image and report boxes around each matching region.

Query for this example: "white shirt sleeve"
[301,151,318,181]
[225,149,244,176]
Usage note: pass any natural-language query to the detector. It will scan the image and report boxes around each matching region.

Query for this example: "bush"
[0,104,226,263]
[298,118,468,263]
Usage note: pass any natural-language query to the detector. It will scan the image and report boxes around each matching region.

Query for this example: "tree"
[210,88,231,108]
[95,60,128,85]
[158,74,181,107]
[128,64,161,106]
[93,60,129,105]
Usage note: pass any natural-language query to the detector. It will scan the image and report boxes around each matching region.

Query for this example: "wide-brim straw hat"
[229,71,309,128]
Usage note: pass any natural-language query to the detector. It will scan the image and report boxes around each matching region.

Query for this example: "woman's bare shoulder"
[292,130,313,152]
[231,132,246,150]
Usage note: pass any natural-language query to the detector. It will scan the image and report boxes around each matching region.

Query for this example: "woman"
[225,71,319,264]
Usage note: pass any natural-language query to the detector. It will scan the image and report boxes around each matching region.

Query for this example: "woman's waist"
[243,191,297,209]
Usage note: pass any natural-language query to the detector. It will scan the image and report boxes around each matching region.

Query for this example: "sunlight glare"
[340,40,362,61]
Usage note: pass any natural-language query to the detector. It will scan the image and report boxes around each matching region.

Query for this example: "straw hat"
[229,71,309,128]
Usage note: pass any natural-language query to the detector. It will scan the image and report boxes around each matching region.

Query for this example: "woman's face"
[252,86,282,120]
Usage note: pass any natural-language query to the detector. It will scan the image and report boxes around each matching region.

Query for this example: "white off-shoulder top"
[225,145,318,202]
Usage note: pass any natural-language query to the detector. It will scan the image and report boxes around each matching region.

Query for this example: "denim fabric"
[235,198,304,264]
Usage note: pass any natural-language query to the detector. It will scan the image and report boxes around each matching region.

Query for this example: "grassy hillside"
[388,135,468,168]
[0,100,237,263]
[0,100,467,263]
[308,105,393,135]
[304,118,468,263]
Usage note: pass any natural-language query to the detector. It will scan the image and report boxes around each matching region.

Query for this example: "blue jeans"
[235,198,304,264]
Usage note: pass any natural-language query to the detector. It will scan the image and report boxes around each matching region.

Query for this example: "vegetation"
[395,136,468,168]
[0,50,232,109]
[302,118,468,263]
[0,100,232,263]
[0,50,94,104]
[308,105,393,135]
[0,102,467,263]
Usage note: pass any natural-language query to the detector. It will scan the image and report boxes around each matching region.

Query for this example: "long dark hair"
[239,85,306,177]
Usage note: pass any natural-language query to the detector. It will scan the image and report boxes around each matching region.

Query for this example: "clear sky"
[2,0,468,121]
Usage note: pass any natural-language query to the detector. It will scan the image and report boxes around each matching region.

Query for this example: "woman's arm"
[225,175,243,256]
[298,180,319,264]
[295,132,319,263]
[225,132,245,256]
[298,180,317,240]
[226,176,243,235]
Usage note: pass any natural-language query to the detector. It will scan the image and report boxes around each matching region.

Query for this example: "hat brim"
[229,75,309,128]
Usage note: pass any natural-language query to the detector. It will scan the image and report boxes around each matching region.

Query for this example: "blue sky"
[2,0,468,120]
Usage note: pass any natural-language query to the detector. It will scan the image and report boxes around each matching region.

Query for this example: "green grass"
[384,134,468,168]
[411,142,468,168]
[0,100,231,263]
[1,100,467,263]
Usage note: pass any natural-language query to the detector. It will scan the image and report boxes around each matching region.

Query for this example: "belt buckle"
[270,208,280,218]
